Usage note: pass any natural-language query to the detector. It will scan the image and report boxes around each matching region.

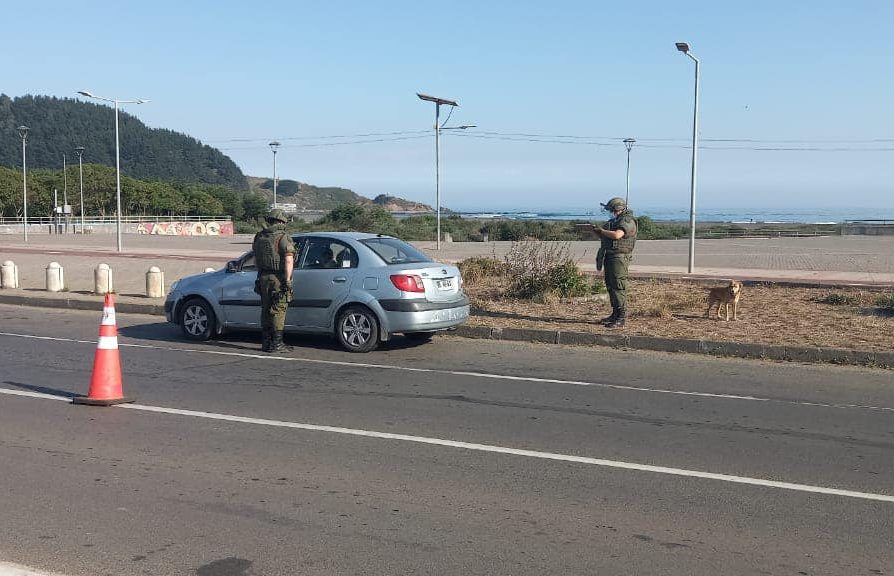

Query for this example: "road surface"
[0,304,891,575]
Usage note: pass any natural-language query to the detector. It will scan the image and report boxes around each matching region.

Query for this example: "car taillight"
[390,274,425,293]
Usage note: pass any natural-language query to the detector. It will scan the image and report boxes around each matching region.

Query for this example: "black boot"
[270,331,291,353]
[599,311,617,325]
[261,330,272,352]
[606,308,626,328]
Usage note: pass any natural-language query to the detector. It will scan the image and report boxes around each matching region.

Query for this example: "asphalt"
[0,304,892,575]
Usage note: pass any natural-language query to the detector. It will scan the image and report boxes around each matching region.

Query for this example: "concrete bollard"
[203,267,216,273]
[94,263,114,295]
[1,260,19,289]
[46,262,65,292]
[146,266,165,298]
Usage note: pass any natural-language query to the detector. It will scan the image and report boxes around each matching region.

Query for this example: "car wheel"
[180,298,216,341]
[404,331,435,342]
[336,306,380,353]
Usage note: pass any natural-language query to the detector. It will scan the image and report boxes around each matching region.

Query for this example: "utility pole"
[17,126,29,242]
[417,93,459,250]
[623,138,636,205]
[75,146,86,233]
[269,141,281,209]
[676,42,701,274]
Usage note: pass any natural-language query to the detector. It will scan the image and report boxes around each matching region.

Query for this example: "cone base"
[72,396,134,406]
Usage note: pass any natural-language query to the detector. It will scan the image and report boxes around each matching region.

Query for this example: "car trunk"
[388,264,462,303]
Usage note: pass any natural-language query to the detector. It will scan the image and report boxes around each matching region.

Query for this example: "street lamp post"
[75,146,86,233]
[623,138,636,205]
[269,141,281,209]
[17,126,29,242]
[676,42,700,274]
[63,153,68,233]
[417,93,460,250]
[77,91,149,252]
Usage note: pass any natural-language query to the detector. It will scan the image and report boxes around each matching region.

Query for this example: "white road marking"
[0,386,891,504]
[0,330,892,413]
[0,561,68,576]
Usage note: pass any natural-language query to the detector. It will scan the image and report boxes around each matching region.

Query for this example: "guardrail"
[697,225,842,239]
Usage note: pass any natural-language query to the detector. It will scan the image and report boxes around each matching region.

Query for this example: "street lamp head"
[623,137,636,152]
[675,42,690,53]
[417,93,459,107]
[17,125,29,140]
[75,146,85,152]
[269,141,281,150]
[77,90,95,98]
[135,99,150,104]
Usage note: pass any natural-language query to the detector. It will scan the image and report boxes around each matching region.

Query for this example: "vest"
[253,226,287,272]
[602,213,638,255]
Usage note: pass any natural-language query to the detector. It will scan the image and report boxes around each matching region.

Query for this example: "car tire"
[404,331,435,342]
[180,298,216,341]
[336,306,380,353]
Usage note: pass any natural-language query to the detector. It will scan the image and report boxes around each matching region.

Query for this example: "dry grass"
[464,278,894,352]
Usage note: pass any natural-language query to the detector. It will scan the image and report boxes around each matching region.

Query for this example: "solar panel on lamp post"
[675,42,700,273]
[78,91,150,252]
[417,93,460,250]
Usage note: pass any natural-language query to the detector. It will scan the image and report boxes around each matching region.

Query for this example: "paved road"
[0,304,892,575]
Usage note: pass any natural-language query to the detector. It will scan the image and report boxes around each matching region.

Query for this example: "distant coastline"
[453,208,894,225]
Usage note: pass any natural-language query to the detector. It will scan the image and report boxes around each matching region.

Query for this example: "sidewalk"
[1,235,893,296]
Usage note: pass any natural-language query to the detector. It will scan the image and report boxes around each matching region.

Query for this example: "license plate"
[436,278,454,290]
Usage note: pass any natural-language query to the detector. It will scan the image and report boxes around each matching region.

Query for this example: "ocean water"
[455,207,894,224]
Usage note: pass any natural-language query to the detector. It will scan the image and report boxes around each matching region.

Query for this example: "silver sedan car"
[165,232,470,352]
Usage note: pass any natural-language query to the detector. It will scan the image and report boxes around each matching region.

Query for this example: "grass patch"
[876,293,894,314]
[818,292,860,306]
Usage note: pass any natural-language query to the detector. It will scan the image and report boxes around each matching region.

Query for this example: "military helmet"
[600,197,627,213]
[266,208,289,223]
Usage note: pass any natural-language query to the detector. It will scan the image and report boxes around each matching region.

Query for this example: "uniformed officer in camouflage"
[594,197,637,328]
[252,209,297,352]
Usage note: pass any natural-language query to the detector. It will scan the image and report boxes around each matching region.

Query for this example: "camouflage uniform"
[596,198,637,328]
[252,210,296,352]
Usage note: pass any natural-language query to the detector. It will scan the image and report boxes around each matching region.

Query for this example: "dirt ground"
[465,277,894,352]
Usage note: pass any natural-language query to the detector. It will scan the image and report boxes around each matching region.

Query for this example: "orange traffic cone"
[73,293,133,406]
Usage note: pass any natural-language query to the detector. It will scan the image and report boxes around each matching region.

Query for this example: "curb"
[452,325,894,369]
[0,292,890,369]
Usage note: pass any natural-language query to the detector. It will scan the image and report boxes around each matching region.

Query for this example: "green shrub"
[457,256,504,284]
[819,292,859,306]
[502,241,597,300]
[875,293,894,313]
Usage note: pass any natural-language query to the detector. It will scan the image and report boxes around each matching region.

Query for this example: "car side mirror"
[226,261,238,273]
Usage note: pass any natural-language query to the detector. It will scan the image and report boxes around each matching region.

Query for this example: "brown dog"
[706,281,742,321]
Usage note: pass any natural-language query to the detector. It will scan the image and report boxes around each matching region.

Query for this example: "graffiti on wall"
[136,221,234,236]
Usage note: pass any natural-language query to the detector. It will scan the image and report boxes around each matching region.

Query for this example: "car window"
[300,239,358,269]
[361,237,432,264]
[241,253,256,271]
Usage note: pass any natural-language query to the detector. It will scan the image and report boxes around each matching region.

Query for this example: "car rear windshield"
[361,238,433,264]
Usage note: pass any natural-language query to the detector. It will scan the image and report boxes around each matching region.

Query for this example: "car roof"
[292,231,396,241]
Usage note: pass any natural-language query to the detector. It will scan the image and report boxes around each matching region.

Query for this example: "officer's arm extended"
[284,253,295,287]
[596,228,625,240]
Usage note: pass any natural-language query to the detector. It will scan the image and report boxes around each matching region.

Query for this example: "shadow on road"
[3,380,81,399]
[118,322,434,353]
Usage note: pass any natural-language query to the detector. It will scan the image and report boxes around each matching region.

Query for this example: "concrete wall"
[0,220,234,236]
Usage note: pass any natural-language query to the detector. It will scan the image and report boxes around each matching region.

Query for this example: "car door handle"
[333,277,348,283]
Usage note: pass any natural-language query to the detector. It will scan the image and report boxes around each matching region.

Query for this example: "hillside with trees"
[247,176,434,213]
[0,95,247,190]
[0,165,266,221]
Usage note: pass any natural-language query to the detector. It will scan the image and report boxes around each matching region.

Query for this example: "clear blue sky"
[3,0,892,212]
